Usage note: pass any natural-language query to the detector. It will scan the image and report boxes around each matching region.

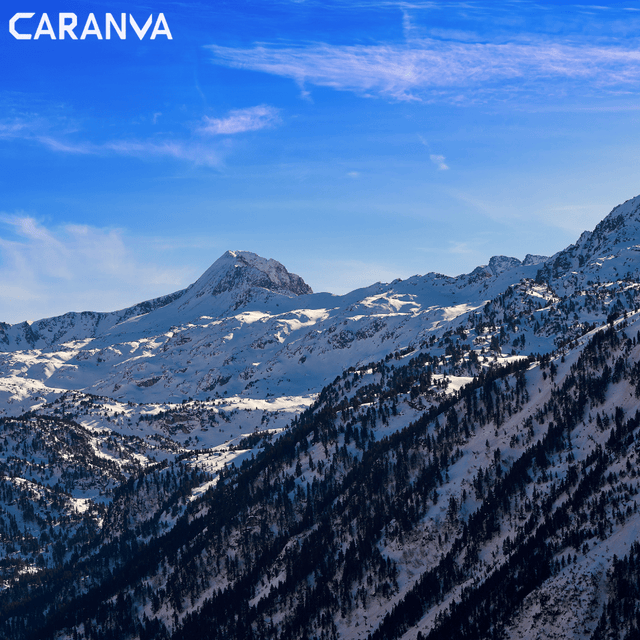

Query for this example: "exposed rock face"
[187,250,313,298]
[522,253,547,266]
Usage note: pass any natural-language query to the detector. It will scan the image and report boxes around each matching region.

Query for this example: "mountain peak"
[536,193,640,284]
[464,255,522,282]
[590,193,640,245]
[189,250,313,299]
[522,253,548,266]
[487,255,522,275]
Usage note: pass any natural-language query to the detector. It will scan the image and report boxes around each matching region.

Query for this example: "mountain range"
[2,195,640,638]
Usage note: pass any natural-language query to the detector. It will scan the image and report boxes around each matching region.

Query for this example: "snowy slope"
[3,196,640,639]
[4,196,640,443]
[5,310,640,640]
[0,251,546,416]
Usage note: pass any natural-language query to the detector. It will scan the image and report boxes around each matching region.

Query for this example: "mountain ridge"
[1,196,639,414]
[6,192,640,341]
[2,194,640,639]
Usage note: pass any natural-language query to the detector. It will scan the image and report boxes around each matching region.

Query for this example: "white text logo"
[9,13,173,40]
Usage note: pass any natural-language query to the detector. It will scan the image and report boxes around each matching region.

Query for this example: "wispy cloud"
[0,114,225,167]
[0,121,29,137]
[430,154,449,170]
[0,104,281,167]
[0,215,192,323]
[199,105,280,135]
[447,241,475,256]
[205,39,640,102]
[103,140,223,167]
[36,136,94,155]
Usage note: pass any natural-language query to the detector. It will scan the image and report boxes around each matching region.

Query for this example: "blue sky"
[2,1,640,323]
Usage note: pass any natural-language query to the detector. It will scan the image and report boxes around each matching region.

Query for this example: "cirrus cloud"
[0,215,193,323]
[205,39,640,102]
[199,105,281,135]
[0,103,282,168]
[430,154,449,170]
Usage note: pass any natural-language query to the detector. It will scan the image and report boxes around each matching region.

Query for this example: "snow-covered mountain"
[4,195,640,639]
[0,241,552,421]
[4,196,640,429]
